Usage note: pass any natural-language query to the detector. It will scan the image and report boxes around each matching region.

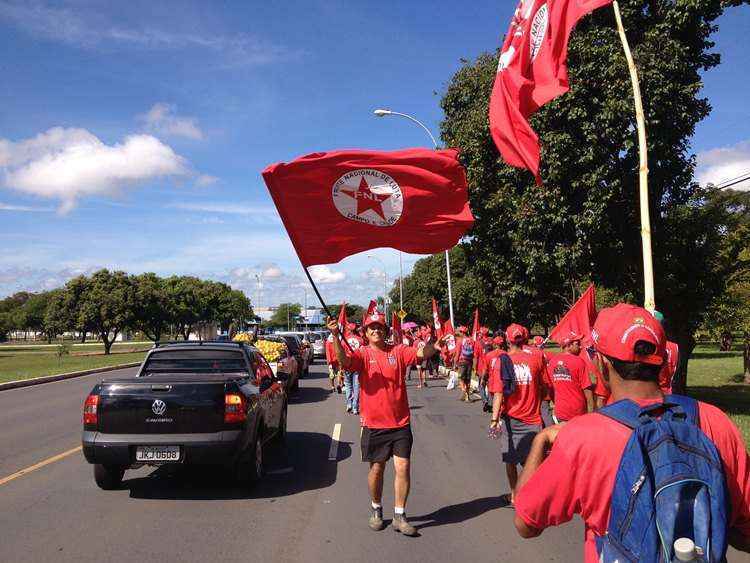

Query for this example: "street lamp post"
[373,108,455,327]
[366,254,389,320]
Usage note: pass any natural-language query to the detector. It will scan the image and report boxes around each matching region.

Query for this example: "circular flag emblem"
[332,169,403,227]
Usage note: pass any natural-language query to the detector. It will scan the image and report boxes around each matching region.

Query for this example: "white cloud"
[0,1,294,66]
[309,265,346,284]
[140,103,204,140]
[696,140,750,191]
[262,266,283,279]
[0,127,191,213]
[195,174,218,187]
[167,202,279,221]
[0,202,53,212]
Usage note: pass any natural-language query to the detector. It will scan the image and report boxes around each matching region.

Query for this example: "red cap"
[561,331,583,348]
[363,312,387,329]
[506,323,528,344]
[591,304,665,366]
[346,322,356,331]
[480,327,489,335]
[532,335,544,346]
[492,335,505,346]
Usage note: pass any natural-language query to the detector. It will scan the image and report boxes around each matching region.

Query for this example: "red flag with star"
[262,148,474,267]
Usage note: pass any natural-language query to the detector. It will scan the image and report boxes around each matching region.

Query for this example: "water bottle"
[672,538,706,562]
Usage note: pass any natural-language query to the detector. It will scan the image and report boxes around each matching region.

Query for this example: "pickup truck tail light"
[83,394,99,425]
[224,393,247,424]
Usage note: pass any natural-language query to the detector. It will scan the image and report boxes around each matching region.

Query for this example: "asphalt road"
[1,362,744,562]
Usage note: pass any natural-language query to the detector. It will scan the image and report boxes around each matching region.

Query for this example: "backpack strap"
[661,394,699,425]
[597,399,644,429]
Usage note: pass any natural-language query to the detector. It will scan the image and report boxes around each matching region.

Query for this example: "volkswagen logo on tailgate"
[151,399,167,416]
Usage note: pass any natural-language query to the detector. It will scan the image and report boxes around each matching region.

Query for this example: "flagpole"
[612,0,656,312]
[302,266,354,354]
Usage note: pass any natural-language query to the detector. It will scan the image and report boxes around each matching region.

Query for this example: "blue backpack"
[596,395,729,562]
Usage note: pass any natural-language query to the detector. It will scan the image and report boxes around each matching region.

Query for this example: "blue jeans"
[343,371,360,412]
[479,379,490,405]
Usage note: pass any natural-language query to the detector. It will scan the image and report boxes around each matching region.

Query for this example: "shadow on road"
[409,496,505,530]
[289,385,331,404]
[122,431,351,501]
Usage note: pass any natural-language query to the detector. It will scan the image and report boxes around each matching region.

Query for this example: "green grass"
[686,345,749,446]
[0,341,151,353]
[0,348,148,383]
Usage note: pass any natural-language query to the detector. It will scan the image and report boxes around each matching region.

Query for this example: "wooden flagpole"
[612,0,656,312]
[302,266,355,354]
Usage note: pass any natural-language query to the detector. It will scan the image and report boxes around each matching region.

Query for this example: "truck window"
[142,349,249,375]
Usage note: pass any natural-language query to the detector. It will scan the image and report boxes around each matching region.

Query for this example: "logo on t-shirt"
[552,362,572,382]
[513,363,532,385]
[388,355,396,365]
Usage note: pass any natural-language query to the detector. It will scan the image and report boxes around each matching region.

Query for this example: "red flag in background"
[442,319,457,355]
[365,300,378,319]
[471,308,480,340]
[337,303,349,335]
[391,312,402,343]
[549,284,597,345]
[431,298,444,339]
[262,148,474,267]
[489,0,613,183]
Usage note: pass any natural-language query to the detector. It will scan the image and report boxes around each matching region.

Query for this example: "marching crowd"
[323,303,750,562]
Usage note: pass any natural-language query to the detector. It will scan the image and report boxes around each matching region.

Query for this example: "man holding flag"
[327,309,444,536]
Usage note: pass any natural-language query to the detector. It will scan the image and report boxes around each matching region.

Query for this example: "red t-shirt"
[349,344,418,429]
[325,336,339,370]
[491,349,545,425]
[524,344,551,401]
[547,352,594,421]
[658,340,679,394]
[515,399,750,563]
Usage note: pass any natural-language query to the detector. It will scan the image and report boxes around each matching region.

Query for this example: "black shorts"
[361,425,413,463]
[457,362,472,383]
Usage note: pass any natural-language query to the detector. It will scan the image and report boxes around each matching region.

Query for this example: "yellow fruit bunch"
[256,339,287,362]
[232,332,254,343]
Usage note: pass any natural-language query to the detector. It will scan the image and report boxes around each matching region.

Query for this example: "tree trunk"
[80,331,87,344]
[102,334,112,355]
[181,325,191,340]
[670,331,696,395]
[744,333,750,384]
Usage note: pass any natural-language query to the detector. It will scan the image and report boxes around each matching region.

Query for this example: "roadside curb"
[0,362,142,392]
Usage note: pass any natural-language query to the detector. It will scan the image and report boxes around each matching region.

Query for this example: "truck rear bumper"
[82,430,242,467]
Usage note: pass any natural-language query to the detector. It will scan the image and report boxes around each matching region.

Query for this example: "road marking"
[328,423,341,461]
[0,446,82,487]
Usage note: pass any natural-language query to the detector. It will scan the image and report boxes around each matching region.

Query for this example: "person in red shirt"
[342,323,364,414]
[328,311,443,537]
[453,325,479,401]
[325,333,340,393]
[513,304,750,561]
[487,323,545,505]
[546,332,594,421]
[522,331,552,426]
[652,310,680,393]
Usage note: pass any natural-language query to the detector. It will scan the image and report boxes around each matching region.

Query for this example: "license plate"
[135,445,180,462]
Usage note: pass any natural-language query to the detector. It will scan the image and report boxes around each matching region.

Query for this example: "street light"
[373,108,455,326]
[366,254,389,320]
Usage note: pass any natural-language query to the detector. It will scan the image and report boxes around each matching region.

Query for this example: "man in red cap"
[488,323,545,505]
[481,334,507,412]
[513,304,750,561]
[327,310,443,536]
[546,332,594,422]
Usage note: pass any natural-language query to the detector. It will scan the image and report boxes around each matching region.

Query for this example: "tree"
[164,276,203,340]
[132,273,170,342]
[270,303,301,329]
[217,289,253,332]
[78,269,136,354]
[18,291,60,342]
[439,0,750,389]
[345,304,365,324]
[40,289,69,342]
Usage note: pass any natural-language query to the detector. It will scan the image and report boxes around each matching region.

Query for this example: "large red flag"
[431,298,444,339]
[489,0,612,183]
[365,300,378,319]
[262,148,474,266]
[549,284,597,345]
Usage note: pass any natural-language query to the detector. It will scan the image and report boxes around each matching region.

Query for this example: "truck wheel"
[94,464,125,490]
[236,434,264,486]
[274,406,287,446]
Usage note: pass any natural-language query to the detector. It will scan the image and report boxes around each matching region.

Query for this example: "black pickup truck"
[82,342,287,490]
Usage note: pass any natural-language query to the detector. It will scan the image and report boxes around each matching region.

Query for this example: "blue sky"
[1,0,749,306]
